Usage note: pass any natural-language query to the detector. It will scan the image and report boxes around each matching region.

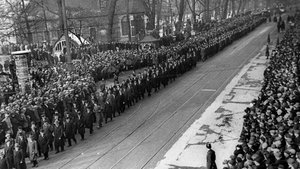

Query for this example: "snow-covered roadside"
[154,46,271,169]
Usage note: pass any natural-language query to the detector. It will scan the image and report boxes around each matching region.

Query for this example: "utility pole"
[61,0,72,70]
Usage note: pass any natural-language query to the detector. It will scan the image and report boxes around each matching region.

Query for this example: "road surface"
[36,21,279,169]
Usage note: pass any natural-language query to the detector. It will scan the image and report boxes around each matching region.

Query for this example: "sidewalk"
[154,29,281,169]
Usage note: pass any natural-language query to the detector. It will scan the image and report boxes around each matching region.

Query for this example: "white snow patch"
[155,50,268,169]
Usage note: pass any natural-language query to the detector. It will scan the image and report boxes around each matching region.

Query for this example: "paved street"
[33,20,281,169]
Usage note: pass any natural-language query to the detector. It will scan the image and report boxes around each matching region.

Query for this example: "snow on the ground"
[154,51,269,169]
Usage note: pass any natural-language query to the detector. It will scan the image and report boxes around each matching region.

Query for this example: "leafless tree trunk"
[206,0,210,21]
[56,0,64,37]
[126,0,131,42]
[215,0,222,20]
[253,0,258,12]
[241,0,247,12]
[223,0,229,19]
[175,0,185,33]
[186,0,196,25]
[142,0,156,30]
[42,0,49,42]
[156,0,162,30]
[237,0,242,14]
[20,0,33,43]
[107,0,118,42]
[151,0,156,29]
[266,0,271,7]
[231,0,236,16]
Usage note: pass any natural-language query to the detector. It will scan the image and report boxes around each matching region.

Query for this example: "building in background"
[0,0,146,47]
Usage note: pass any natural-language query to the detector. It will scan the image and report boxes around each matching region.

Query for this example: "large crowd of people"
[223,9,300,169]
[0,12,268,169]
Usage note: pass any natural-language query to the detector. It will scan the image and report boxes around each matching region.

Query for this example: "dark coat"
[38,135,49,154]
[65,121,75,139]
[42,124,54,143]
[104,102,112,121]
[4,139,14,169]
[77,115,85,135]
[53,124,64,147]
[84,112,93,128]
[0,157,7,169]
[13,149,26,169]
[207,149,217,169]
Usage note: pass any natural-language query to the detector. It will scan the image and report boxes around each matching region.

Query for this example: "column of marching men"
[0,13,267,169]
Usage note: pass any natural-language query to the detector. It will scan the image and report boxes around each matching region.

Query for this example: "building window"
[121,16,129,36]
[98,0,107,8]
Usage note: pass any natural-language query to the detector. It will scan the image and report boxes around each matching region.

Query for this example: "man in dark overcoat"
[104,100,113,124]
[13,143,26,169]
[38,129,49,160]
[4,133,14,169]
[206,143,217,169]
[65,117,77,146]
[84,108,94,135]
[77,112,85,140]
[53,120,64,154]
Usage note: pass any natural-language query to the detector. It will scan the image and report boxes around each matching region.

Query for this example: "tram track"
[37,22,274,169]
[81,24,273,169]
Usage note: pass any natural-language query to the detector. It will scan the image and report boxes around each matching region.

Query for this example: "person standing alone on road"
[206,143,217,169]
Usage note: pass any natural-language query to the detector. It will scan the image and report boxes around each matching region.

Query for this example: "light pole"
[61,0,72,70]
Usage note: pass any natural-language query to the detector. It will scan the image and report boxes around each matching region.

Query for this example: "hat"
[274,140,281,147]
[230,155,236,160]
[287,158,297,165]
[289,148,296,154]
[228,159,235,166]
[237,154,243,159]
[273,149,282,158]
[262,142,268,149]
[206,143,212,149]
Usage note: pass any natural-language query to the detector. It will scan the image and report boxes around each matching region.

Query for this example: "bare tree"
[186,0,196,25]
[223,0,229,19]
[1,0,38,44]
[56,0,64,37]
[126,0,131,42]
[142,0,156,30]
[156,0,162,30]
[231,0,236,16]
[237,0,243,14]
[175,0,185,33]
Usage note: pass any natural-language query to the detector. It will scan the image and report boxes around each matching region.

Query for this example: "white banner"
[14,55,29,93]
